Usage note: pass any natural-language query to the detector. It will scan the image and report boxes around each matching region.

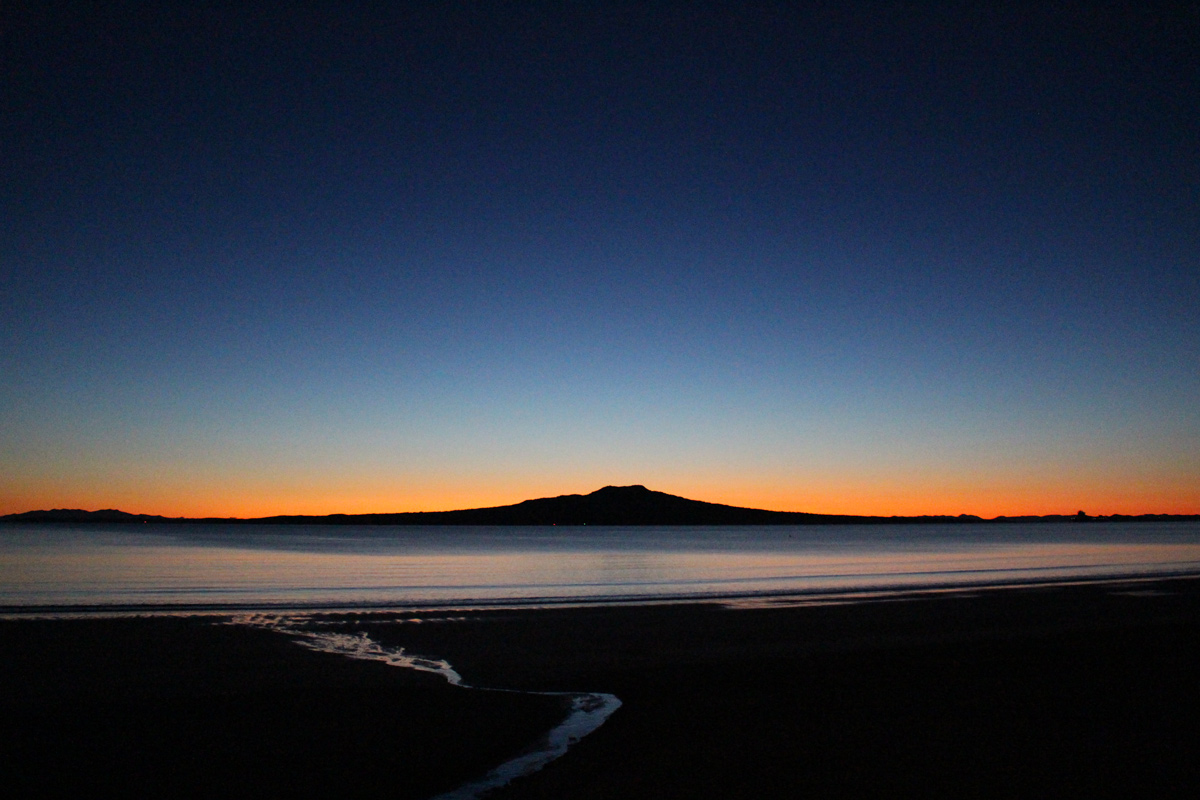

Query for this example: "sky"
[3,2,1198,517]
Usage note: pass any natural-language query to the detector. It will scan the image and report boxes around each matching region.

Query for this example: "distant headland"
[3,485,1197,526]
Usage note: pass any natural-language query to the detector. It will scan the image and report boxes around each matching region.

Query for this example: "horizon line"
[5,485,1198,523]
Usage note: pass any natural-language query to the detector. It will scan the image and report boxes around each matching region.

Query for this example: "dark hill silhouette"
[340,484,847,526]
[3,486,1196,525]
[1,509,169,524]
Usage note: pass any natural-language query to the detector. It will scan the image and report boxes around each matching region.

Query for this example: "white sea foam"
[235,614,621,800]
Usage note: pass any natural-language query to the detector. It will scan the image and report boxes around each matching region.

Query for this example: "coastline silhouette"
[4,485,1197,526]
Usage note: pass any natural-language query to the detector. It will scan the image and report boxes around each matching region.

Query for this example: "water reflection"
[2,522,1199,609]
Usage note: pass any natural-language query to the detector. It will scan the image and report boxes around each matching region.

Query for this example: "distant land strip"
[4,485,1198,526]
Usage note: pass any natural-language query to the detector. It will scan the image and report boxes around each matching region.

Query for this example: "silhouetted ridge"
[474,485,830,525]
[1,509,175,524]
[4,489,1197,526]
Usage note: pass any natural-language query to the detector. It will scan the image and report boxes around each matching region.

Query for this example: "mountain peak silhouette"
[8,487,1186,525]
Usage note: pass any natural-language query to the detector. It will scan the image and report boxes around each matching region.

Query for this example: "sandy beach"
[4,578,1200,798]
[0,616,568,798]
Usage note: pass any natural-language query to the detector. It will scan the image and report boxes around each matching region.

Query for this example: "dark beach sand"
[4,578,1200,798]
[0,616,569,798]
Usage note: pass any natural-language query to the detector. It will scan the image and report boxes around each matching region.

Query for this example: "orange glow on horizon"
[3,474,1198,519]
[692,476,1200,519]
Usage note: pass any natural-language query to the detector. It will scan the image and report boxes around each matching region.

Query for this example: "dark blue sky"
[3,2,1198,515]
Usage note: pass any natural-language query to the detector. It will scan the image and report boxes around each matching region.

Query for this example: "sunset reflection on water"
[3,523,1200,609]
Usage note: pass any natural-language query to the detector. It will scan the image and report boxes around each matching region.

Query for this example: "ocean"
[4,521,1200,612]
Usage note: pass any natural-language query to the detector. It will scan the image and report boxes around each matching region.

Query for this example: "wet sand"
[4,578,1200,798]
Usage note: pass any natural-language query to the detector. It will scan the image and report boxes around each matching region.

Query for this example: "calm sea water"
[3,522,1200,611]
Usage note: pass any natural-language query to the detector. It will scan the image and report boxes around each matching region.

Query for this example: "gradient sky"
[3,2,1198,517]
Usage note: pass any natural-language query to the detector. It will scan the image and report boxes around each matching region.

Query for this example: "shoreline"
[5,567,1200,619]
[3,576,1200,797]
